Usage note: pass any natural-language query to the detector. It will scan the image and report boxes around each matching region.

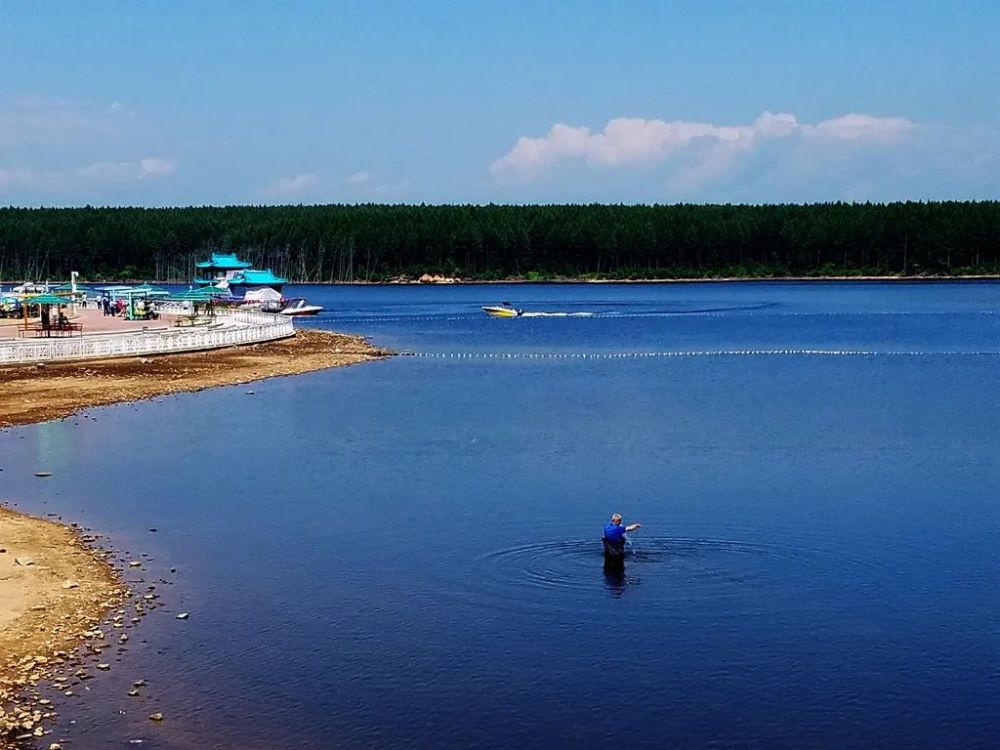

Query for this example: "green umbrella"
[51,283,88,293]
[26,293,68,305]
[129,285,171,297]
[168,288,219,301]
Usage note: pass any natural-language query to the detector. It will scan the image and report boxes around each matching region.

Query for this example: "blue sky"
[1,1,998,206]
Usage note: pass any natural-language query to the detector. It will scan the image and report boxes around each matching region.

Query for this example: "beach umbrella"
[51,283,87,293]
[129,285,171,297]
[198,286,231,297]
[168,288,218,301]
[26,293,68,305]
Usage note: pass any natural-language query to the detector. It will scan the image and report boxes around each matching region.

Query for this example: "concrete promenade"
[0,308,177,340]
[0,307,294,365]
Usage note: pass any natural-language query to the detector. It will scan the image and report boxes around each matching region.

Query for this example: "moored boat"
[279,298,324,316]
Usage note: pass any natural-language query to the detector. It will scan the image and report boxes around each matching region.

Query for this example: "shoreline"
[361,274,1000,285]
[56,274,1000,287]
[0,506,124,746]
[0,328,390,429]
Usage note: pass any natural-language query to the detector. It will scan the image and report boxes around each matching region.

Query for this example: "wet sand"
[0,328,390,428]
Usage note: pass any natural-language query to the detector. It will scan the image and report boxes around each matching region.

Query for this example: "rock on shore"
[0,507,124,745]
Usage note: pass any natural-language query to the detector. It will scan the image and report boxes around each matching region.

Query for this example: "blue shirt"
[603,522,627,556]
[603,523,627,542]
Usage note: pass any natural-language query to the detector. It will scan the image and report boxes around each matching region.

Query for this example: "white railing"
[0,308,294,365]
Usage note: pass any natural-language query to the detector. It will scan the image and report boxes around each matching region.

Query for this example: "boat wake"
[519,311,596,318]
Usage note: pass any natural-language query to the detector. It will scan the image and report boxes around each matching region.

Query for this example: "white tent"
[243,287,283,303]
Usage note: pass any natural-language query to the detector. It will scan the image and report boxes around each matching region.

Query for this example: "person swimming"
[602,513,641,567]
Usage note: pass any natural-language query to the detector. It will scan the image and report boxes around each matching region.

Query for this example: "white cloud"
[345,171,410,198]
[0,157,176,195]
[106,101,136,117]
[491,110,917,181]
[346,171,375,185]
[0,97,176,201]
[0,97,118,149]
[485,110,964,201]
[77,161,136,183]
[0,167,53,193]
[810,113,913,141]
[371,178,410,197]
[264,173,321,199]
[139,157,176,178]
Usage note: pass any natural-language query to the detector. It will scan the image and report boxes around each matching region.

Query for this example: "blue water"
[2,282,999,749]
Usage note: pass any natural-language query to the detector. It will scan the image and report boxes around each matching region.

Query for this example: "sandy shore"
[0,328,390,428]
[0,507,124,745]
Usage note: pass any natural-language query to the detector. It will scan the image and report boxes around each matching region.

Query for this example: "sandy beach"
[0,507,123,745]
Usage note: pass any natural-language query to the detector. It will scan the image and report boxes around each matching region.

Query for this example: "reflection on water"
[1,282,998,749]
[601,556,632,596]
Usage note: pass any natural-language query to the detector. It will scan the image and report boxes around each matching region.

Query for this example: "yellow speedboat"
[482,303,522,318]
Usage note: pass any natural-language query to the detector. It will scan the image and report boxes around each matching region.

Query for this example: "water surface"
[2,282,998,748]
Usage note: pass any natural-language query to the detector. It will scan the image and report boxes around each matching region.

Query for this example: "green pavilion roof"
[229,269,287,286]
[194,253,252,270]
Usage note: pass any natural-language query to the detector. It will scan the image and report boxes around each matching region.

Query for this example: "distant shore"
[367,273,1000,285]
[67,273,1000,287]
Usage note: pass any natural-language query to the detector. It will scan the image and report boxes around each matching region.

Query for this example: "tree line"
[0,202,997,283]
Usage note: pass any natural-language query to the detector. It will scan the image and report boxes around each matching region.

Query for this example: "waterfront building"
[194,253,253,286]
[194,253,287,295]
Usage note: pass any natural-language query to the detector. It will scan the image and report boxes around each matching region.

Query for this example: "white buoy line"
[343,309,998,324]
[400,349,1000,360]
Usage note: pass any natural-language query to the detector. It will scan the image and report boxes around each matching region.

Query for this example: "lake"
[2,281,998,749]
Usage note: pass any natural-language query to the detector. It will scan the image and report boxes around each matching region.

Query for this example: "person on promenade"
[603,513,641,567]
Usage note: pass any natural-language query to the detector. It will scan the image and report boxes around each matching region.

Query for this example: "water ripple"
[446,535,877,618]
